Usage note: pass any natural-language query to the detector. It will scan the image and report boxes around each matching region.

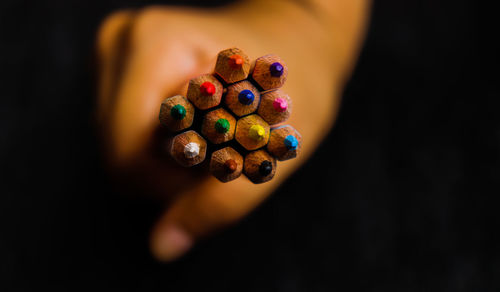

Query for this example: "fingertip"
[151,224,194,262]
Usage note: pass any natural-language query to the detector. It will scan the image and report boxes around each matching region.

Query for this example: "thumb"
[149,159,300,261]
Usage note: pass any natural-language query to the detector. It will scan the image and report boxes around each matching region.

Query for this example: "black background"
[1,0,499,291]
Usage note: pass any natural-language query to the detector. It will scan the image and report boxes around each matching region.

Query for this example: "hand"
[96,0,369,261]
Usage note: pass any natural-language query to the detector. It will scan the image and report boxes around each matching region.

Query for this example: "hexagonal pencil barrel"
[257,89,292,125]
[251,54,288,91]
[168,130,207,167]
[214,48,251,84]
[159,95,195,132]
[201,108,237,144]
[224,80,261,117]
[244,150,277,184]
[186,74,223,110]
[209,147,244,182]
[235,114,270,151]
[267,125,302,161]
[157,48,299,184]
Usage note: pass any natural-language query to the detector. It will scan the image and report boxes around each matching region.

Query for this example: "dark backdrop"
[1,0,499,291]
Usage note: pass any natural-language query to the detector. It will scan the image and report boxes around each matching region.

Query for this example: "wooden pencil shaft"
[169,130,207,167]
[257,89,292,125]
[159,95,195,132]
[224,80,261,117]
[201,108,237,144]
[214,48,251,84]
[187,74,223,110]
[267,125,302,161]
[235,114,270,151]
[243,150,277,184]
[251,54,288,91]
[209,147,244,182]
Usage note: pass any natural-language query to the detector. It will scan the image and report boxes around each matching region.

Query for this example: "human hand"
[97,0,369,261]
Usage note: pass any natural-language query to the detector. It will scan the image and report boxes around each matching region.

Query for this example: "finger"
[149,145,312,262]
[98,8,226,197]
[150,176,277,261]
[103,9,219,166]
[96,10,135,123]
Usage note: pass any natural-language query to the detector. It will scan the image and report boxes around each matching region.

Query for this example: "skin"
[96,0,371,261]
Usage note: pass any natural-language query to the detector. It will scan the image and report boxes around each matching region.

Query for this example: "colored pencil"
[243,150,277,184]
[168,130,207,167]
[251,54,288,91]
[235,114,270,150]
[257,89,292,125]
[209,147,244,182]
[214,47,251,84]
[187,74,223,110]
[224,80,261,117]
[267,125,302,161]
[159,95,195,132]
[201,108,237,144]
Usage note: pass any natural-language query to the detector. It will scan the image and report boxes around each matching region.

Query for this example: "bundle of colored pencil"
[159,48,301,184]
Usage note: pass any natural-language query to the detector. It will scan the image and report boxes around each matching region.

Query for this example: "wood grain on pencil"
[209,147,243,182]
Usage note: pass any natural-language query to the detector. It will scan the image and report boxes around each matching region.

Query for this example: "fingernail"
[153,224,193,262]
